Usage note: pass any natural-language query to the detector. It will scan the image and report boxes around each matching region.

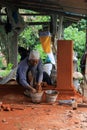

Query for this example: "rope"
[85,17,87,51]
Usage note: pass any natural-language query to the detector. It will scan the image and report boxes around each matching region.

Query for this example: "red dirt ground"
[0,83,87,130]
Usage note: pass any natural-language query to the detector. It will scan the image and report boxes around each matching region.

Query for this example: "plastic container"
[30,91,44,103]
[71,98,77,110]
[45,90,58,103]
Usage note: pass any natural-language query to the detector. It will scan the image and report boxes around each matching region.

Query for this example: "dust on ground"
[0,84,87,130]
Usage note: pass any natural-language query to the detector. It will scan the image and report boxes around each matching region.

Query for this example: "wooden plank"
[78,103,87,107]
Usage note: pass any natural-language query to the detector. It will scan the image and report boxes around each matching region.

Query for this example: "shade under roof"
[0,0,87,18]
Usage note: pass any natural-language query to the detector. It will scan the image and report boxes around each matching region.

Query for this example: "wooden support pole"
[57,15,64,40]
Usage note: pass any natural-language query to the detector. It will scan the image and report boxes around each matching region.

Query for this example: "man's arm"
[18,64,36,92]
[37,59,43,84]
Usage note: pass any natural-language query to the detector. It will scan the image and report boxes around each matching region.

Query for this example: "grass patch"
[0,70,11,77]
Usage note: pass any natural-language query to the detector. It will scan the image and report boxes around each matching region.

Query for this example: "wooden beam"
[0,13,51,16]
[27,22,50,26]
[0,21,50,26]
[0,1,86,19]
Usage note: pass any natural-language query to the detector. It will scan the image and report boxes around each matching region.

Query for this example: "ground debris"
[0,104,25,111]
[78,103,87,108]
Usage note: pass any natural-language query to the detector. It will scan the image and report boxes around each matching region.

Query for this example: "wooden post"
[57,16,64,40]
[85,18,87,81]
[8,32,18,68]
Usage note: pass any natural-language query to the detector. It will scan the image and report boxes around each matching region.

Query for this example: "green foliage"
[17,54,21,63]
[33,16,50,22]
[0,70,11,77]
[72,19,86,31]
[0,57,5,68]
[64,26,86,59]
[18,10,50,50]
[0,63,13,77]
[34,43,47,63]
[6,63,13,70]
[19,26,41,49]
[64,24,86,71]
[18,27,47,63]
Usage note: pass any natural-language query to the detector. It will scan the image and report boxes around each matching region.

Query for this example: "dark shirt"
[80,53,87,75]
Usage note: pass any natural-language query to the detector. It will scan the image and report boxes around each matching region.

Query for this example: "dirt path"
[0,84,87,130]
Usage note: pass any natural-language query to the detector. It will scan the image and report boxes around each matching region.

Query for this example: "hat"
[29,50,40,60]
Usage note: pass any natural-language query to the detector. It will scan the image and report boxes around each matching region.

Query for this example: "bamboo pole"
[85,18,87,81]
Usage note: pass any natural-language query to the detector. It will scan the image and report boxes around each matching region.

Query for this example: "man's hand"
[27,85,36,93]
[31,88,37,93]
[36,83,42,92]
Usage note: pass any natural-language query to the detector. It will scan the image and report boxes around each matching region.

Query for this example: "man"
[17,50,52,95]
[16,50,43,94]
[80,52,87,75]
[80,51,87,84]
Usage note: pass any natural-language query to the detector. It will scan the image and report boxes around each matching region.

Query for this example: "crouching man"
[16,50,51,96]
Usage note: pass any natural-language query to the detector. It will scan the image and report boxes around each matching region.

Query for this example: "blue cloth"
[39,31,51,37]
[45,56,51,63]
[16,57,43,88]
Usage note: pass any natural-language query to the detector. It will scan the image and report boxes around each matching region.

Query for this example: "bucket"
[30,91,44,103]
[45,90,58,103]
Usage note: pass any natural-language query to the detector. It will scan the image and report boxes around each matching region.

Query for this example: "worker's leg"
[43,72,52,85]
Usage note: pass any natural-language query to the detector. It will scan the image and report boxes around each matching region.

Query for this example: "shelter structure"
[0,0,87,97]
[0,0,87,16]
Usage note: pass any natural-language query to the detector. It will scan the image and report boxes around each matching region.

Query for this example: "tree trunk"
[8,32,18,68]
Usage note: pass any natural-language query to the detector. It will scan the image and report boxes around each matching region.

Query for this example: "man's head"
[28,50,40,66]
